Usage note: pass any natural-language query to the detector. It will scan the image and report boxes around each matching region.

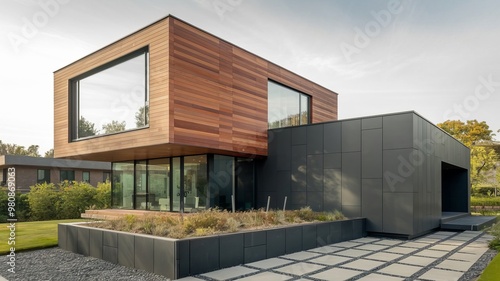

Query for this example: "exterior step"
[441,215,497,231]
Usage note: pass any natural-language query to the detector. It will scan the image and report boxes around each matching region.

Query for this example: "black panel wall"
[257,111,470,238]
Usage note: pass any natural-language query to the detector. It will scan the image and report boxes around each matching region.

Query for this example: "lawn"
[0,219,87,254]
[479,252,500,281]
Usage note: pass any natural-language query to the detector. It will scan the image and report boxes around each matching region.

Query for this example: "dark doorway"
[441,162,469,213]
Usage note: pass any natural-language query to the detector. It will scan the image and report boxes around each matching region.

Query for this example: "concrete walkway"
[177,230,492,281]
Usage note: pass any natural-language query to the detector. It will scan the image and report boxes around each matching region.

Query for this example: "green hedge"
[471,196,500,206]
[1,180,111,222]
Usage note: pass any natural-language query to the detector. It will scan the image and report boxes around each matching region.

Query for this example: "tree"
[437,120,493,146]
[0,140,40,157]
[44,149,54,158]
[438,120,499,191]
[102,120,126,134]
[78,116,99,138]
[135,105,149,128]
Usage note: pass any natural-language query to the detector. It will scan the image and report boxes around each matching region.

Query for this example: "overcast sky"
[1,0,499,154]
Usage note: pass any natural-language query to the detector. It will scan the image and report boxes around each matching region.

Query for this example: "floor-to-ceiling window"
[112,162,134,209]
[184,155,208,212]
[211,155,234,210]
[148,158,170,211]
[111,154,254,212]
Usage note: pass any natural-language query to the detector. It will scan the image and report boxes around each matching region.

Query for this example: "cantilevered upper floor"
[54,15,338,162]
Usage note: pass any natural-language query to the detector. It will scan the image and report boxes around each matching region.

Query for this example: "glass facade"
[111,155,255,212]
[71,48,149,140]
[268,80,310,129]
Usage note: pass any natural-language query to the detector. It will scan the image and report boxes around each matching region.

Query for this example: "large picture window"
[268,80,310,129]
[71,48,149,140]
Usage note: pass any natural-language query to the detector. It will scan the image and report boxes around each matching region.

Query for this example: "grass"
[90,207,345,239]
[479,252,500,281]
[0,219,87,254]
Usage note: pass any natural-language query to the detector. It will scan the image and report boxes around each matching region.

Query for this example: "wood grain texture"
[54,16,338,162]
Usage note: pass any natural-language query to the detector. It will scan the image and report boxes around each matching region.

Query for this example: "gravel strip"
[0,247,169,281]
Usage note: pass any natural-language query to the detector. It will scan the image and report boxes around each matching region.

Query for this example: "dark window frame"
[82,171,90,183]
[69,46,150,141]
[267,79,311,129]
[37,169,51,184]
[60,170,75,182]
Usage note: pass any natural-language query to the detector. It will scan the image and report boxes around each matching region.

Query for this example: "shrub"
[57,181,97,219]
[488,221,500,251]
[28,183,60,221]
[471,196,500,206]
[94,181,111,209]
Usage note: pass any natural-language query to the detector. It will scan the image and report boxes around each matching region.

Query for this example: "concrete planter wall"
[59,218,366,279]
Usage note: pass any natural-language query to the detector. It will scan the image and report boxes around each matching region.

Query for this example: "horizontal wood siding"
[54,18,170,161]
[54,16,338,161]
[169,18,337,156]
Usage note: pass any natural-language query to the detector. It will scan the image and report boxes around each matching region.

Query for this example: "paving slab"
[378,263,423,277]
[364,252,403,262]
[413,237,440,244]
[467,241,489,248]
[435,260,475,272]
[176,277,205,281]
[334,249,372,258]
[384,246,419,255]
[356,273,405,281]
[458,246,489,255]
[398,256,436,266]
[235,271,292,281]
[355,244,389,251]
[201,265,258,280]
[415,249,448,258]
[274,262,324,276]
[352,237,381,243]
[428,244,458,252]
[432,231,456,237]
[308,255,352,266]
[309,267,362,281]
[247,257,293,269]
[401,242,430,249]
[374,239,403,246]
[418,268,464,281]
[341,259,385,271]
[448,252,481,263]
[440,239,466,246]
[308,246,343,254]
[333,241,363,248]
[282,251,321,261]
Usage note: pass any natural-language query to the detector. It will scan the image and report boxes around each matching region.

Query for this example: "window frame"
[60,170,75,182]
[69,46,150,141]
[267,80,311,129]
[82,171,90,183]
[37,169,51,184]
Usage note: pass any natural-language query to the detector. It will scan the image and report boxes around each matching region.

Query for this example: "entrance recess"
[441,162,469,213]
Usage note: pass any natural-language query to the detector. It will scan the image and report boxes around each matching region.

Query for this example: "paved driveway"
[178,231,492,281]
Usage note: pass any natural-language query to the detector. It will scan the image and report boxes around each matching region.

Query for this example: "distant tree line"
[0,140,53,158]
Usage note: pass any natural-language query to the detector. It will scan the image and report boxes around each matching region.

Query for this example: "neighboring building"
[0,155,111,192]
[54,15,470,238]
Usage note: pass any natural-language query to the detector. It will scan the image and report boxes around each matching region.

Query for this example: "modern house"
[54,15,473,238]
[0,155,110,192]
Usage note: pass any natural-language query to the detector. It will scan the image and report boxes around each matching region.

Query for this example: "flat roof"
[0,155,110,170]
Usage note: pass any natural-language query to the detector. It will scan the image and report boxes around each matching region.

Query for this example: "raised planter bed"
[58,218,366,279]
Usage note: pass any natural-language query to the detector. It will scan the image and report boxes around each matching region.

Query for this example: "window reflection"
[268,80,310,129]
[73,49,149,140]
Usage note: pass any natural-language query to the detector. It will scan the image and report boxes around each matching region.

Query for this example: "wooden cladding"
[54,15,338,161]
